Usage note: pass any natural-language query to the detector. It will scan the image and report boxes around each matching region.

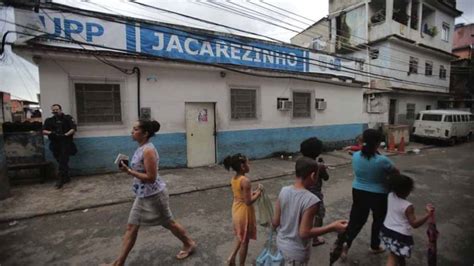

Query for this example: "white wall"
[363,93,443,128]
[290,19,330,52]
[39,55,365,138]
[354,40,452,92]
[369,0,456,54]
[393,93,440,124]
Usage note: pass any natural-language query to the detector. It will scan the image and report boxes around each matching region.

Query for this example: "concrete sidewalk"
[0,143,431,222]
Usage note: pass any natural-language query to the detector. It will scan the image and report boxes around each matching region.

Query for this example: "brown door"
[389,99,397,125]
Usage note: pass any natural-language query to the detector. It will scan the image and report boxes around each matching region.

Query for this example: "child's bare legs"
[102,224,140,266]
[239,238,250,266]
[227,238,241,265]
[386,252,405,266]
[312,215,325,244]
[398,256,406,266]
[313,202,326,245]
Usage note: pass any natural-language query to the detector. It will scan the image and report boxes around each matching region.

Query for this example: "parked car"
[412,110,473,145]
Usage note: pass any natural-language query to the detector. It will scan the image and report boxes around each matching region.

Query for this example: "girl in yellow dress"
[224,153,262,266]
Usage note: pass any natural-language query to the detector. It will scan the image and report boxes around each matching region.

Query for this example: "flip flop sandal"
[176,246,196,260]
[312,238,326,246]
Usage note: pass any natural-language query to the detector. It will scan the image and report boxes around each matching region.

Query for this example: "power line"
[50,4,458,87]
[129,1,460,79]
[223,0,454,73]
[226,1,305,31]
[248,0,311,26]
[41,7,135,75]
[129,0,285,43]
[260,0,315,23]
[10,56,36,100]
[71,2,456,88]
[85,0,215,32]
[11,33,368,88]
[5,12,456,91]
[214,1,462,74]
[2,6,451,89]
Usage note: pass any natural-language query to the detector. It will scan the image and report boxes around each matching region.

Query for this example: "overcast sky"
[54,0,327,41]
[0,0,473,103]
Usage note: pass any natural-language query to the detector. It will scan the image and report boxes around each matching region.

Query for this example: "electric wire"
[206,0,466,74]
[124,1,456,84]
[2,5,454,89]
[2,16,451,90]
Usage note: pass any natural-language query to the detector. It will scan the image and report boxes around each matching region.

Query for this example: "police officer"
[42,104,77,189]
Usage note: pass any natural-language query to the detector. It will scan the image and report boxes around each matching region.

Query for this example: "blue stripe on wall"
[45,132,186,176]
[47,123,365,176]
[216,123,365,161]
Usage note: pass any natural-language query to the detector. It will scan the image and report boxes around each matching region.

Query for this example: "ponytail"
[223,153,247,172]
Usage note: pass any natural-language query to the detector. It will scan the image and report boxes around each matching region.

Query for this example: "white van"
[412,110,473,144]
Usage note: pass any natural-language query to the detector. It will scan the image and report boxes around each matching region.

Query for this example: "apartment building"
[450,23,474,111]
[292,0,462,128]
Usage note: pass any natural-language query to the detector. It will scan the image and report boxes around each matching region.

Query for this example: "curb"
[0,170,299,223]
[4,146,437,223]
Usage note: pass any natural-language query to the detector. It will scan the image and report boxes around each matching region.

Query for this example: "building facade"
[450,23,474,111]
[11,4,366,176]
[292,0,462,128]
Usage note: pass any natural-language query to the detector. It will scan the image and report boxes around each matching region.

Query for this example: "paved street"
[1,142,473,266]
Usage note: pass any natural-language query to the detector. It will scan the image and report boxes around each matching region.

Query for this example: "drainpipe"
[365,0,371,90]
[0,31,15,56]
[133,67,141,119]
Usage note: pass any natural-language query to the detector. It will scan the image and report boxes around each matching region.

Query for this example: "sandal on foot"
[312,237,326,246]
[369,246,385,254]
[340,244,349,262]
[176,245,196,260]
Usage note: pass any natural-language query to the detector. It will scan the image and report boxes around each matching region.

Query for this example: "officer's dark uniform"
[43,114,77,185]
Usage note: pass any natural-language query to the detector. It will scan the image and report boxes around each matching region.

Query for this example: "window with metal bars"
[409,57,418,74]
[230,88,256,120]
[293,92,311,118]
[425,61,433,76]
[75,83,122,125]
[439,65,446,80]
[406,103,416,120]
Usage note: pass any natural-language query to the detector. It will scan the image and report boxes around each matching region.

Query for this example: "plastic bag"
[256,186,274,227]
[256,229,283,266]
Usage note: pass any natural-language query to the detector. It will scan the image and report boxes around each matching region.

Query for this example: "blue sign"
[35,11,309,73]
[126,23,308,72]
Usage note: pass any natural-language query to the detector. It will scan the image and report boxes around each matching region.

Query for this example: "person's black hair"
[361,129,382,159]
[223,153,247,172]
[300,137,323,160]
[295,157,319,180]
[51,104,62,110]
[388,174,414,198]
[138,119,161,139]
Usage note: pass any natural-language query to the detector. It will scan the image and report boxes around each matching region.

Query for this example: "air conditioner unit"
[278,100,293,111]
[316,100,327,110]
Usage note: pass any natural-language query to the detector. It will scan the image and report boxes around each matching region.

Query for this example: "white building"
[291,0,462,128]
[11,4,366,176]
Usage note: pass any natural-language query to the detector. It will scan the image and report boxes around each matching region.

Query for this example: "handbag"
[256,229,284,266]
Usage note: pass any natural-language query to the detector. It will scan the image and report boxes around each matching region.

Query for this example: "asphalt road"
[1,142,473,266]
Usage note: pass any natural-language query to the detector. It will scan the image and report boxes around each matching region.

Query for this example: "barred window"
[75,83,122,125]
[293,92,311,118]
[442,23,449,41]
[406,103,416,120]
[409,57,418,74]
[230,88,256,120]
[425,61,433,76]
[439,65,446,80]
